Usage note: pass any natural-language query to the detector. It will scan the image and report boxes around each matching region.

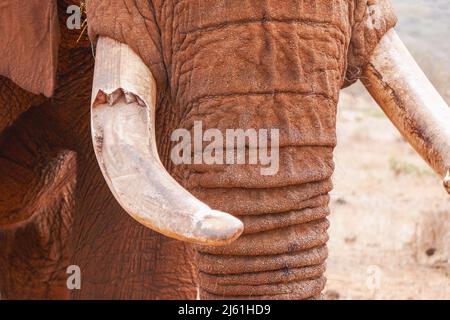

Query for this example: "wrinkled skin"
[0,0,396,299]
[0,0,197,300]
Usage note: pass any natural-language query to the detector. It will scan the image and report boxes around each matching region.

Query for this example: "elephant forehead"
[171,22,346,104]
[170,1,350,108]
[174,0,351,36]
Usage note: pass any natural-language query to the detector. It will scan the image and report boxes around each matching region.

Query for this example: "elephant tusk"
[444,170,450,195]
[362,29,450,195]
[90,37,243,245]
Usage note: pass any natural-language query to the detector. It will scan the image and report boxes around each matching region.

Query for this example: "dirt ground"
[324,0,450,300]
[325,83,450,300]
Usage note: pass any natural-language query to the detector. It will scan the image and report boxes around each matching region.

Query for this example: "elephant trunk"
[186,143,333,299]
[177,98,337,299]
[169,6,341,297]
[194,180,331,299]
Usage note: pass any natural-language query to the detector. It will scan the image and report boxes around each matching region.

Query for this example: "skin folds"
[9,0,448,300]
[86,0,396,299]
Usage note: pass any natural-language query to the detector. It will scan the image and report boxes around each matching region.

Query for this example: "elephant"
[0,0,449,300]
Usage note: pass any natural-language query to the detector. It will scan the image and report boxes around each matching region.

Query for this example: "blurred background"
[325,0,450,299]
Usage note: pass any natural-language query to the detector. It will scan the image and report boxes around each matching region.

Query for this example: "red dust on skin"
[1,0,396,299]
[1,0,448,300]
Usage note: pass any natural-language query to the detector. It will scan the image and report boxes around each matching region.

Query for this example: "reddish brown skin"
[0,0,59,97]
[0,0,197,300]
[0,0,396,299]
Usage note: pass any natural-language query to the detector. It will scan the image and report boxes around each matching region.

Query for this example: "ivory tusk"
[90,37,243,245]
[363,29,450,195]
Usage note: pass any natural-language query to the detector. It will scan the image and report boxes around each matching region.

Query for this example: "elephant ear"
[0,0,60,97]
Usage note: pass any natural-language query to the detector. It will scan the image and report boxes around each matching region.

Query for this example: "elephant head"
[87,0,450,299]
[1,0,449,299]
